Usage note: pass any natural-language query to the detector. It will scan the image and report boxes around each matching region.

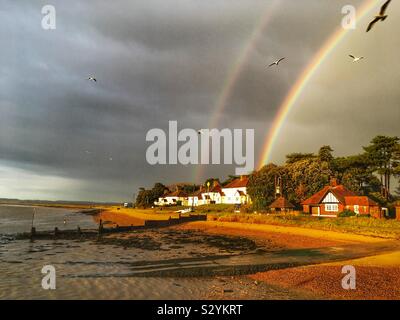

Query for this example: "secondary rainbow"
[194,0,280,182]
[258,0,380,168]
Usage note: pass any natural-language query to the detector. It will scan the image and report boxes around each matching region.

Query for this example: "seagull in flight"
[268,57,285,67]
[87,76,97,82]
[349,55,364,62]
[366,0,391,32]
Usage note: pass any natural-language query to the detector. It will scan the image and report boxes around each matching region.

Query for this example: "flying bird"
[268,57,285,67]
[87,76,97,82]
[349,55,364,62]
[366,0,391,32]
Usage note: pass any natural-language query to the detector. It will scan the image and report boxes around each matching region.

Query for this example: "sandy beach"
[2,205,400,300]
[87,208,400,300]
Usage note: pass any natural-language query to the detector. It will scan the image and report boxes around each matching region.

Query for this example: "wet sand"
[3,207,400,300]
[249,251,400,300]
[174,220,400,300]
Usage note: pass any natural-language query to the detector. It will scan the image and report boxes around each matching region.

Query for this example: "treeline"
[248,135,400,210]
[135,135,400,210]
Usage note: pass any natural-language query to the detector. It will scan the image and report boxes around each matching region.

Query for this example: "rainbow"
[208,0,281,130]
[194,0,280,182]
[258,0,380,168]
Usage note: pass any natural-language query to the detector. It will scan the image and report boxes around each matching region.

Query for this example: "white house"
[221,176,250,204]
[200,181,225,205]
[155,189,188,206]
[186,188,203,207]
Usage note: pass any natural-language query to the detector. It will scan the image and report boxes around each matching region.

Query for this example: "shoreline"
[3,206,400,299]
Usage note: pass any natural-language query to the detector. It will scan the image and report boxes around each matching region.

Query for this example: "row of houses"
[154,176,250,207]
[154,176,392,219]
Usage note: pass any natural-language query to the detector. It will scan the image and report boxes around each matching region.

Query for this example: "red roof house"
[270,196,295,212]
[301,179,381,217]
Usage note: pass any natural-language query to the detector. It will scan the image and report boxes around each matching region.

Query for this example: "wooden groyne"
[17,214,207,240]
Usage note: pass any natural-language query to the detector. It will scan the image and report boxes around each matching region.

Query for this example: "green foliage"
[197,204,235,213]
[284,158,332,205]
[247,164,282,210]
[332,154,380,194]
[135,183,168,208]
[338,210,357,217]
[363,135,400,199]
[248,158,334,210]
[285,152,315,164]
[318,145,334,163]
[181,184,198,194]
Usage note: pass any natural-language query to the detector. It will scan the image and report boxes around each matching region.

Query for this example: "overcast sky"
[0,0,398,202]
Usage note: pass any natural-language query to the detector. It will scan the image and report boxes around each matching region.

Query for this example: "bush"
[338,210,356,217]
[356,214,371,218]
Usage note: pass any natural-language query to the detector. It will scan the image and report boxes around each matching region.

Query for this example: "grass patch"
[209,213,400,239]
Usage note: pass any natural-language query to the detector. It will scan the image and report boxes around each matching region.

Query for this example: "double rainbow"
[195,0,380,182]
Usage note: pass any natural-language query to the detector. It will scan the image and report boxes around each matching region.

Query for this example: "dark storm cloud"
[2,0,388,201]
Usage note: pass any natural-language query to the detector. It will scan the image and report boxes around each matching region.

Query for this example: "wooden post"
[30,227,36,241]
[54,227,59,237]
[98,219,103,235]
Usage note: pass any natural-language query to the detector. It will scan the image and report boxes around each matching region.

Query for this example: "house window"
[354,205,359,214]
[325,204,338,212]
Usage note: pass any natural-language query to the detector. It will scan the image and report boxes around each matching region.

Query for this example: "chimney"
[330,178,338,187]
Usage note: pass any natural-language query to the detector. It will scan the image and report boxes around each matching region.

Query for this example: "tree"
[332,155,380,194]
[285,153,315,164]
[247,164,282,210]
[363,135,400,199]
[318,145,334,164]
[181,184,198,194]
[135,183,168,208]
[285,158,333,205]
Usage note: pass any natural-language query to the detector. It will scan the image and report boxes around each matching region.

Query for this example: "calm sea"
[0,205,305,300]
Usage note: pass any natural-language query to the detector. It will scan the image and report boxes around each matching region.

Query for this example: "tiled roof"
[165,190,188,198]
[301,184,379,207]
[301,185,356,205]
[188,189,203,197]
[270,196,295,209]
[344,196,379,206]
[201,184,225,196]
[223,176,249,189]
